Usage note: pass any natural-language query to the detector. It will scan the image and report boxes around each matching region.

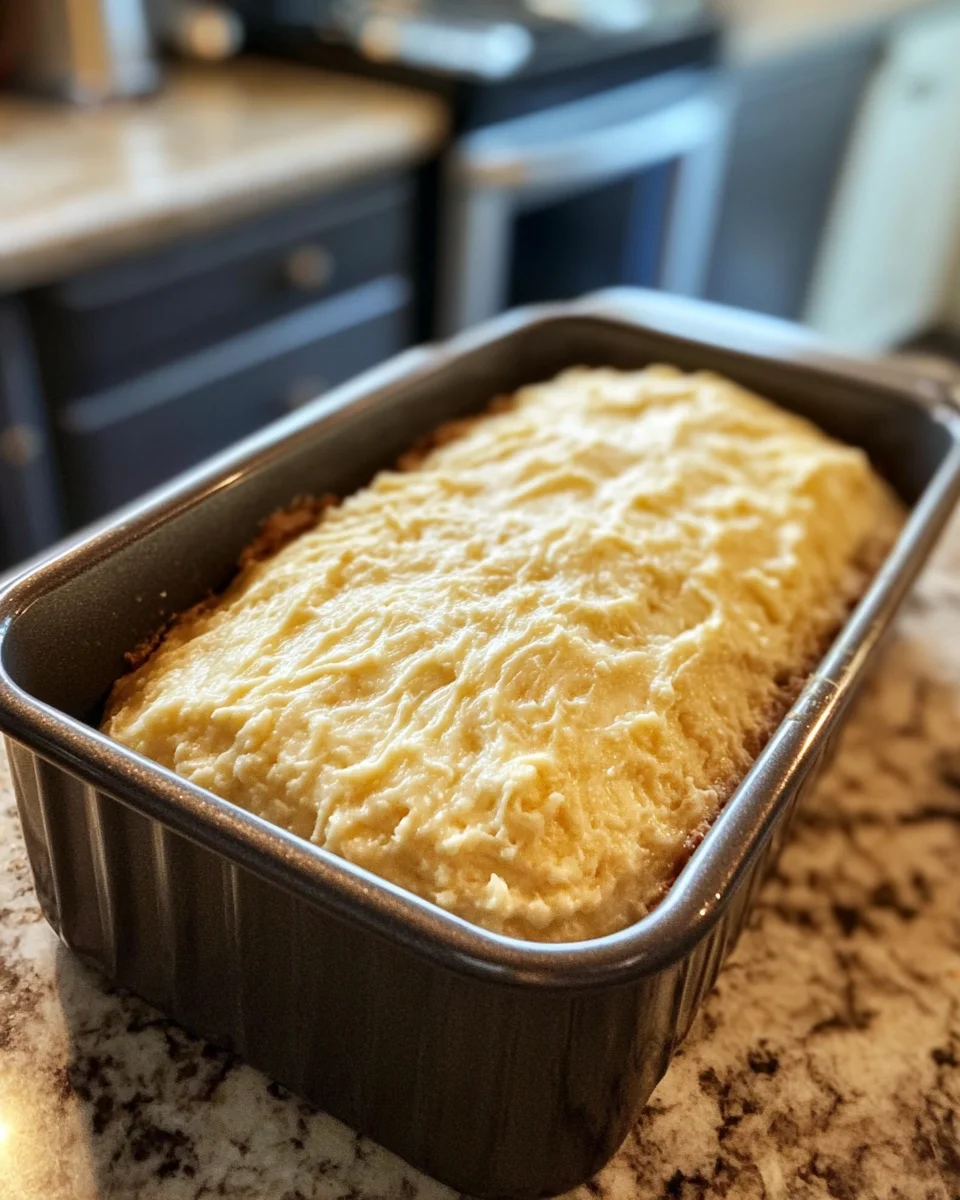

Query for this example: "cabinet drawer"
[31,176,414,403]
[56,276,411,526]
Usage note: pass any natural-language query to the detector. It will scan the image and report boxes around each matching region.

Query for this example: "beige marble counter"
[0,59,448,292]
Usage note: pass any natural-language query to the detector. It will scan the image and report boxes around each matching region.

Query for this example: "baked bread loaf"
[103,366,904,942]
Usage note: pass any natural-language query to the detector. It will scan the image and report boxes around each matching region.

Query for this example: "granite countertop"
[0,59,448,292]
[2,511,960,1197]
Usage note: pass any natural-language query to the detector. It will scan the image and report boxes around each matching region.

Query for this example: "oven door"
[438,70,731,335]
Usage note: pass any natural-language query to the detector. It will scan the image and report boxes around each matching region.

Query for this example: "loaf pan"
[2,296,960,1199]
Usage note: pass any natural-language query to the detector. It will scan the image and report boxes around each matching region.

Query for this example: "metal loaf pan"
[2,297,960,1199]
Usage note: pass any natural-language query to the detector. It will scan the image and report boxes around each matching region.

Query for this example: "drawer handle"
[283,244,335,292]
[284,377,329,412]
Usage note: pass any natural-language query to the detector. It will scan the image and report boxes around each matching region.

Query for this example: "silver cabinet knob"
[283,245,335,292]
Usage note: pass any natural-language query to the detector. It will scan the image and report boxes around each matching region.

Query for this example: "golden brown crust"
[657,526,894,909]
[123,627,168,672]
[122,594,215,672]
[116,495,336,678]
[395,396,515,472]
[236,493,338,570]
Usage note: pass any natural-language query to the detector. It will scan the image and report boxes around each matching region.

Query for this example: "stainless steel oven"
[438,69,730,334]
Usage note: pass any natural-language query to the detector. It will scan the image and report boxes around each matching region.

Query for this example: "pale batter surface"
[103,367,904,941]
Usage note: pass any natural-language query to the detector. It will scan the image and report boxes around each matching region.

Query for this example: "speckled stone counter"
[4,509,960,1199]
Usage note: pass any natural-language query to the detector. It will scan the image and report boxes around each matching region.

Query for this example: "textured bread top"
[103,367,904,942]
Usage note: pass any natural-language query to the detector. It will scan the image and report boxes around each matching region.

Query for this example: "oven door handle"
[452,90,727,196]
[438,80,734,336]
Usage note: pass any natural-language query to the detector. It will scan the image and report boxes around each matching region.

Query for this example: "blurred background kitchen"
[2,0,960,572]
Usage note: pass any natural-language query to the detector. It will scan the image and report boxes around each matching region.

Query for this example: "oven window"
[507,161,676,308]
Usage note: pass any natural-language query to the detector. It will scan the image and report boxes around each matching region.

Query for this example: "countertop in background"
[0,3,949,292]
[0,59,448,292]
[4,507,960,1197]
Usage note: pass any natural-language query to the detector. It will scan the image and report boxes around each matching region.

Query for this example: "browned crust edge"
[646,532,894,922]
[120,493,339,674]
[395,394,515,473]
[116,400,517,678]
